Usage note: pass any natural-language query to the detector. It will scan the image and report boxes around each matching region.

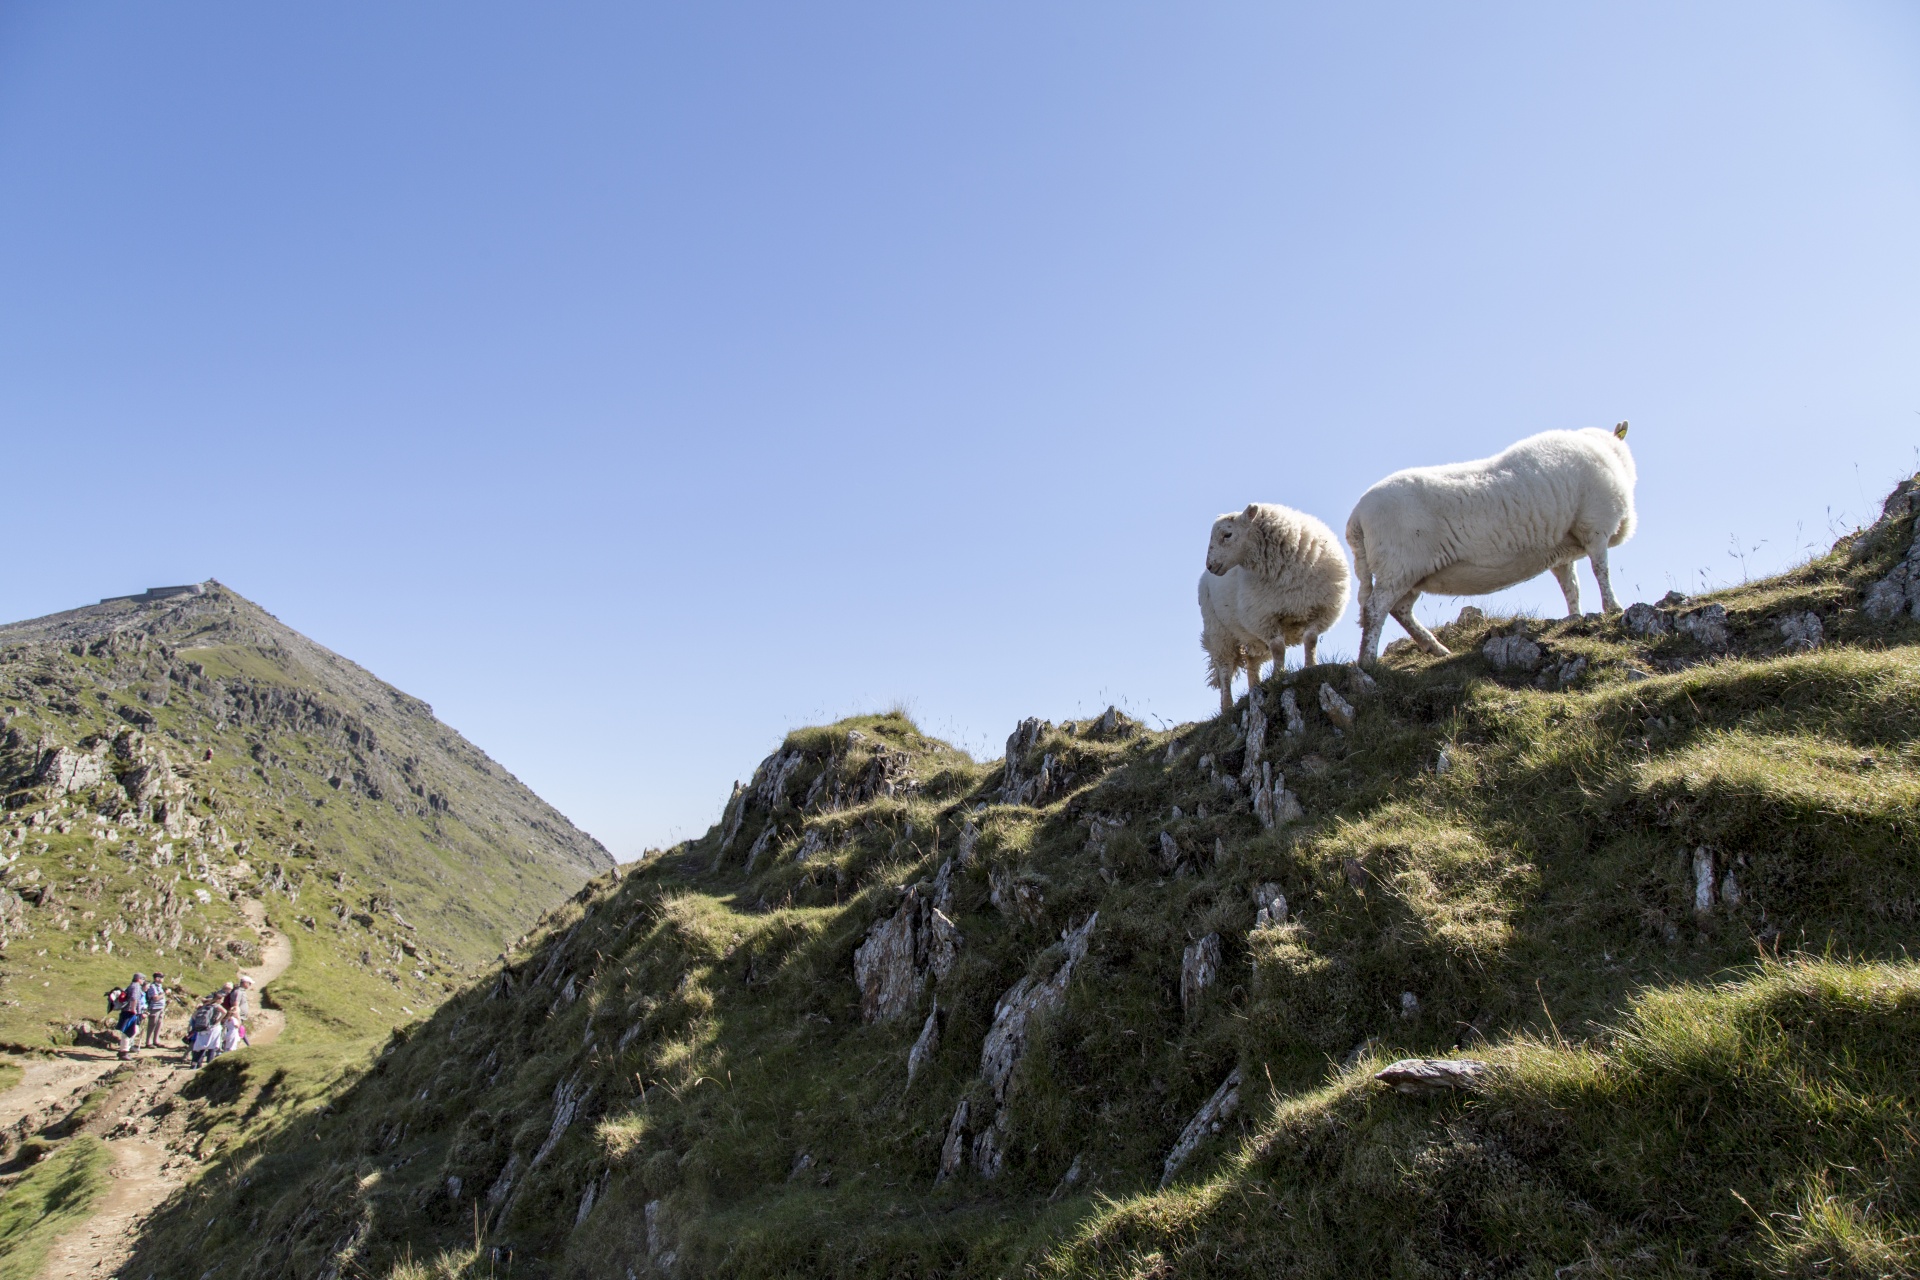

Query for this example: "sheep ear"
[1242,503,1258,519]
[1613,421,1629,439]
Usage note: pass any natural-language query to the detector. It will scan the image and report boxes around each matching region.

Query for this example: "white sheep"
[1197,568,1272,715]
[1201,503,1351,709]
[1346,424,1636,665]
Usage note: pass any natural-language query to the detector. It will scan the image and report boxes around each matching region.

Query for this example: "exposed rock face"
[1239,693,1268,786]
[1278,688,1305,737]
[35,744,106,795]
[1160,1067,1241,1186]
[1778,611,1824,651]
[1692,847,1717,915]
[1318,682,1356,729]
[979,913,1097,1099]
[907,1003,941,1084]
[853,887,962,1022]
[1537,654,1587,689]
[1252,883,1287,931]
[935,1099,970,1184]
[1179,933,1221,1016]
[1623,602,1672,637]
[1000,718,1057,805]
[989,865,1045,924]
[1482,633,1542,672]
[1249,762,1302,830]
[1863,483,1920,621]
[1374,1058,1487,1094]
[1675,604,1730,648]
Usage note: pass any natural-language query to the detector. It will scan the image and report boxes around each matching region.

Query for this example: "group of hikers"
[105,971,256,1066]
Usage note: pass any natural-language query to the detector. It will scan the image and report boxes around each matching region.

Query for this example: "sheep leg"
[1219,681,1234,716]
[1358,587,1392,665]
[1390,591,1452,657]
[1551,561,1582,616]
[1245,651,1266,696]
[1587,545,1621,614]
[1301,629,1319,668]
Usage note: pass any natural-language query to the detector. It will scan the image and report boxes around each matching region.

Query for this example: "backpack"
[106,988,126,1015]
[189,1003,215,1033]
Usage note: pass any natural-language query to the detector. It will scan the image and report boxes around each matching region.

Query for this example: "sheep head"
[1205,507,1258,576]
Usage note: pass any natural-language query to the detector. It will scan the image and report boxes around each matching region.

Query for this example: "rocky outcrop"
[852,886,961,1022]
[1374,1057,1487,1094]
[1160,1067,1241,1186]
[1862,480,1920,621]
[35,744,106,795]
[1778,612,1824,651]
[907,1003,941,1084]
[1179,933,1221,1016]
[999,719,1057,806]
[1249,762,1302,830]
[1482,632,1542,672]
[1624,600,1729,647]
[981,913,1095,1100]
[1251,883,1287,931]
[1318,683,1356,730]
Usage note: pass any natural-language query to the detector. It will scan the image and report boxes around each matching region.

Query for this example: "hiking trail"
[0,898,291,1280]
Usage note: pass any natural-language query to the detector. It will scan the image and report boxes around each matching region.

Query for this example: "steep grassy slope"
[127,487,1920,1278]
[0,582,611,1053]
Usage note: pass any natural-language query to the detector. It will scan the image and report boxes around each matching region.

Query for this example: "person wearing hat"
[142,972,169,1048]
[116,972,149,1058]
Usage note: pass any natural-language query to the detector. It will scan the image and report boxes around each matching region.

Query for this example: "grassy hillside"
[125,485,1920,1278]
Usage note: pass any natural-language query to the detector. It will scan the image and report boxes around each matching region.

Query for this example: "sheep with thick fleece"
[1346,424,1636,665]
[1201,503,1351,708]
[1197,568,1273,715]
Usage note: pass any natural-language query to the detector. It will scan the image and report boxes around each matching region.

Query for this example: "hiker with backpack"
[188,997,224,1067]
[108,972,149,1059]
[142,972,169,1048]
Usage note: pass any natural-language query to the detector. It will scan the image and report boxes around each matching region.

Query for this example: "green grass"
[0,1136,112,1280]
[114,491,1920,1277]
[0,1060,21,1094]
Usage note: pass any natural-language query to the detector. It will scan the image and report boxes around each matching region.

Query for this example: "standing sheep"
[1197,568,1273,715]
[1201,503,1351,708]
[1346,424,1636,665]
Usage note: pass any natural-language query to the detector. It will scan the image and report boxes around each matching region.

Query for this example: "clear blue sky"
[3,3,1916,856]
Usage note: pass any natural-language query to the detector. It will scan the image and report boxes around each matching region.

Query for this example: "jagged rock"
[854,886,960,1022]
[1482,633,1542,671]
[1239,692,1268,786]
[1622,602,1672,637]
[1434,745,1454,775]
[1778,611,1824,651]
[1160,1067,1241,1186]
[530,1070,591,1167]
[36,745,106,795]
[931,859,955,915]
[1347,665,1377,697]
[748,748,805,809]
[935,1099,970,1184]
[1692,847,1717,915]
[1249,761,1302,829]
[970,1106,1010,1179]
[1000,719,1056,805]
[794,827,829,862]
[1374,1058,1487,1094]
[644,1198,677,1272]
[1180,933,1221,1016]
[1048,1153,1086,1201]
[1675,604,1730,647]
[1400,991,1419,1018]
[1251,883,1287,931]
[1720,870,1743,908]
[1455,605,1485,626]
[1863,489,1920,619]
[715,781,747,857]
[744,824,776,872]
[1278,688,1305,737]
[907,1003,941,1084]
[980,913,1097,1100]
[1343,856,1367,890]
[1158,831,1181,871]
[1318,683,1356,729]
[1537,654,1587,689]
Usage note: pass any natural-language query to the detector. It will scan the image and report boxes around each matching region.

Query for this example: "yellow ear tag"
[1613,421,1629,440]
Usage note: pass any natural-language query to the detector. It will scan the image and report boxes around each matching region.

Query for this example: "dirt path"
[0,1050,121,1136]
[19,899,293,1280]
